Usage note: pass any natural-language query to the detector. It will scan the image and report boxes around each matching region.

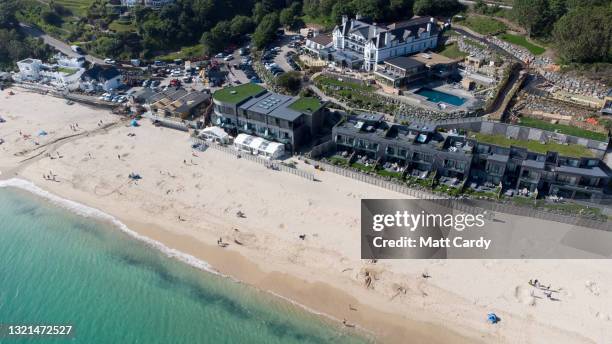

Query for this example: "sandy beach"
[1,88,611,343]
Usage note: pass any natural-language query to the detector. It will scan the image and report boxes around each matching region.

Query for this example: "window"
[586,178,600,187]
[486,163,503,176]
[413,152,433,163]
[556,174,577,185]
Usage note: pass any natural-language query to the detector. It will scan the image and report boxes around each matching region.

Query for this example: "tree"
[0,0,20,29]
[513,0,550,37]
[252,12,279,49]
[350,0,386,21]
[331,2,354,23]
[473,0,487,13]
[0,30,52,69]
[388,0,414,21]
[201,21,232,54]
[279,2,301,29]
[552,5,612,63]
[414,0,462,17]
[252,2,268,23]
[276,71,302,93]
[230,16,255,38]
[42,10,63,26]
[279,8,295,28]
[548,0,568,21]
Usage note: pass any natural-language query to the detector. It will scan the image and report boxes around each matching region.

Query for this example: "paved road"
[458,0,512,9]
[19,23,106,65]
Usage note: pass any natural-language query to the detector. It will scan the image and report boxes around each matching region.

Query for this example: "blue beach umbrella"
[487,313,499,324]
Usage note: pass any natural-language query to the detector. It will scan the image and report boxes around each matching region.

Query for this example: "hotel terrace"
[374,52,460,89]
[331,114,612,202]
[211,84,326,152]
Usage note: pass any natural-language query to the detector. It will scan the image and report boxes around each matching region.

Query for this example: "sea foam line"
[0,178,220,276]
[0,178,371,337]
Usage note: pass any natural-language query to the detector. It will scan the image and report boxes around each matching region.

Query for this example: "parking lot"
[79,32,308,102]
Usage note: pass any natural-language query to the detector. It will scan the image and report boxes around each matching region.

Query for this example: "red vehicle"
[169,79,182,87]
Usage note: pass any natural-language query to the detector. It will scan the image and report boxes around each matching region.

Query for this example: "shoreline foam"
[0,178,373,339]
[4,89,611,343]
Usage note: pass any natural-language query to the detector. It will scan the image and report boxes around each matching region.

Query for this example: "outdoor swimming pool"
[415,88,466,106]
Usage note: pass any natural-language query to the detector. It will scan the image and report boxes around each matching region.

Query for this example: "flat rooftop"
[383,56,425,70]
[288,97,324,114]
[411,52,457,66]
[213,83,265,104]
[472,133,595,158]
[239,92,320,122]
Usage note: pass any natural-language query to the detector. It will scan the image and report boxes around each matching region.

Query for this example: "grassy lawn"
[351,162,373,173]
[459,16,507,35]
[328,156,349,166]
[50,0,93,17]
[109,20,136,33]
[473,133,594,158]
[519,117,608,142]
[509,198,606,219]
[300,15,335,30]
[57,67,78,75]
[406,176,434,188]
[375,169,403,179]
[288,97,323,113]
[314,76,373,92]
[438,42,467,59]
[499,33,545,55]
[314,75,398,112]
[213,83,266,104]
[157,44,206,61]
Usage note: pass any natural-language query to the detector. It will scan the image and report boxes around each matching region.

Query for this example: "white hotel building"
[330,15,440,71]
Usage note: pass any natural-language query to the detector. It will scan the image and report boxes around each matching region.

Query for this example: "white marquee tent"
[233,133,285,159]
[200,126,230,144]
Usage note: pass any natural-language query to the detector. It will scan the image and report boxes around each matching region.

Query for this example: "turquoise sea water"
[0,187,370,344]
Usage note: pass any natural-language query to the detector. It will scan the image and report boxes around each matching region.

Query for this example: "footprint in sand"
[514,285,537,306]
[585,281,600,296]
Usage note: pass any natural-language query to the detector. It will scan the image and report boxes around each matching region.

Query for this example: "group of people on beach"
[529,279,559,301]
[43,170,58,182]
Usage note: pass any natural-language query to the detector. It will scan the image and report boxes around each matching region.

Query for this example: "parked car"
[71,45,83,54]
[214,53,225,58]
[224,55,234,61]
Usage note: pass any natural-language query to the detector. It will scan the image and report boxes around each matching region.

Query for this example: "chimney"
[342,15,348,26]
[356,13,362,20]
[427,17,434,31]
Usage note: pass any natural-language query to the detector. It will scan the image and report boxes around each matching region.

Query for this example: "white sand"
[1,88,611,343]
